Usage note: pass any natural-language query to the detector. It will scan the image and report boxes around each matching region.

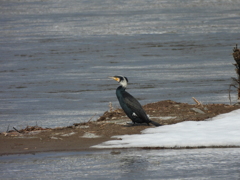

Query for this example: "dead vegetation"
[229,44,240,104]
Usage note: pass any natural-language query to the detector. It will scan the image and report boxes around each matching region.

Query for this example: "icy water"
[1,0,240,131]
[1,148,240,180]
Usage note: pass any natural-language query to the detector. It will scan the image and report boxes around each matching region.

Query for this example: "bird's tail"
[149,120,162,127]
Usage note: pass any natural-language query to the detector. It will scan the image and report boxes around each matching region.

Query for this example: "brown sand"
[1,100,239,156]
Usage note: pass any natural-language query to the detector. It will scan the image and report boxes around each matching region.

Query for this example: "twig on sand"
[109,102,114,112]
[229,85,232,105]
[192,97,202,106]
[228,83,236,105]
[88,113,97,122]
[6,124,10,133]
[13,127,21,133]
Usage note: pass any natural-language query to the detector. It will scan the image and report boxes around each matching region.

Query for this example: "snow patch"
[92,109,240,148]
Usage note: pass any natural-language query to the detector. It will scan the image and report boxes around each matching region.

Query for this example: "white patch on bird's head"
[110,75,128,88]
[119,76,128,88]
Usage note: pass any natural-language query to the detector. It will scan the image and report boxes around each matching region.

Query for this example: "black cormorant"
[109,75,161,127]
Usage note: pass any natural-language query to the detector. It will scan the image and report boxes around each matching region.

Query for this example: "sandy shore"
[1,100,239,156]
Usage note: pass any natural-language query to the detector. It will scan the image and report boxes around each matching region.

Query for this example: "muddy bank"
[1,100,239,156]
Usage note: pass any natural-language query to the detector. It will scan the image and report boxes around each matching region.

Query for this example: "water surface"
[1,148,240,179]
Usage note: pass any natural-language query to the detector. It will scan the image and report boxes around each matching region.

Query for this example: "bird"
[109,75,161,127]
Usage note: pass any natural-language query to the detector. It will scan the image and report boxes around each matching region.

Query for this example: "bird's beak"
[109,76,120,82]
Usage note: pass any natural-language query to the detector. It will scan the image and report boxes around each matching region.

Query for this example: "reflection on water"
[0,148,240,179]
[120,156,150,179]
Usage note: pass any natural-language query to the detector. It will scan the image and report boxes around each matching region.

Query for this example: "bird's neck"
[116,85,125,94]
[116,86,126,101]
[117,85,126,91]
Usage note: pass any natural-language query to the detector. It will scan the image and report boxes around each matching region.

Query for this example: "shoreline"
[1,100,240,156]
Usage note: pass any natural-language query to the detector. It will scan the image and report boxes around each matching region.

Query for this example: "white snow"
[92,109,240,148]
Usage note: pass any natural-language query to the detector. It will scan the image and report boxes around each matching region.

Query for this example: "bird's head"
[109,75,128,88]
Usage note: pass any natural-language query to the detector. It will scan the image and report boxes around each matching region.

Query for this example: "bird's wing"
[122,91,149,120]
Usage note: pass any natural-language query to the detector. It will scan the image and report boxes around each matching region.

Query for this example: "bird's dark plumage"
[110,75,161,127]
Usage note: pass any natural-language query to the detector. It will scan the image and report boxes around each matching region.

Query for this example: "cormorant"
[109,75,161,127]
